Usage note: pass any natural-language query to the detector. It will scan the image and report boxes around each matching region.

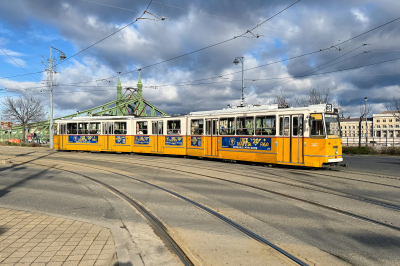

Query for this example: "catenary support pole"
[50,46,54,149]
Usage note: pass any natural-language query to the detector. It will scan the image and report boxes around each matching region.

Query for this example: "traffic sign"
[1,121,12,130]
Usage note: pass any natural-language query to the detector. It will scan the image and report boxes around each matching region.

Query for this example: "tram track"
[26,154,400,233]
[52,152,400,213]
[15,159,309,266]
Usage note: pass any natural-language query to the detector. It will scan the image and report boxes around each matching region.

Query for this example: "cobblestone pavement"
[0,207,115,266]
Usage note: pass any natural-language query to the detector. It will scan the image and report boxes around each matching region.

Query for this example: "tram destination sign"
[222,137,271,151]
[1,121,12,130]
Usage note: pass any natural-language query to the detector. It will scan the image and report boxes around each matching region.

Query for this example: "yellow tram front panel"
[304,138,342,167]
[187,136,204,157]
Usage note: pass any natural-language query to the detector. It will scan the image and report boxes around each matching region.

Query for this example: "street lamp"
[49,46,66,149]
[233,57,244,106]
[364,97,368,146]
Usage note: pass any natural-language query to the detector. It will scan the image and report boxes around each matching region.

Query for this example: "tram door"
[59,124,65,149]
[151,121,164,153]
[280,115,304,164]
[292,115,304,164]
[205,119,218,156]
[102,122,113,150]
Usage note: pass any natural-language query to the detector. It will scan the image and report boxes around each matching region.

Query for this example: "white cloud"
[351,8,369,24]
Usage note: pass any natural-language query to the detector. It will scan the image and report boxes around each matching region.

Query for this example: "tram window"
[67,123,77,134]
[167,120,181,134]
[255,116,276,136]
[114,122,127,135]
[78,123,89,134]
[299,116,304,136]
[310,114,324,138]
[219,118,235,135]
[191,119,203,135]
[103,123,113,135]
[212,120,218,135]
[279,117,290,136]
[293,117,299,136]
[325,114,341,138]
[89,123,101,134]
[59,124,65,135]
[236,117,254,135]
[136,121,148,135]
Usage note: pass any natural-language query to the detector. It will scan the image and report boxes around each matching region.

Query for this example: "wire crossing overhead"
[52,0,154,68]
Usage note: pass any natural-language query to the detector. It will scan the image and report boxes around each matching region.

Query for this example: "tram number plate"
[333,146,338,149]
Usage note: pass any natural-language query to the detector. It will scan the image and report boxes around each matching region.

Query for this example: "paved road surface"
[344,155,400,176]
[1,147,400,266]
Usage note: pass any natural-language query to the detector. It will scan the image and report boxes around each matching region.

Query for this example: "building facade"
[373,111,400,138]
[340,118,373,137]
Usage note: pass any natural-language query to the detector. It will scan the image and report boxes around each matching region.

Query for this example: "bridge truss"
[0,73,168,141]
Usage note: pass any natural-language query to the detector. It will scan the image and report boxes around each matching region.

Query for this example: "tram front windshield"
[310,113,341,138]
[325,114,342,138]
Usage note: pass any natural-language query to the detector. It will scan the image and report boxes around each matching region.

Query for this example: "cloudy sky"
[1,0,400,118]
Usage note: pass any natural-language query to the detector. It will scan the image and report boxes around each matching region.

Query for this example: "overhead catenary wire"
[45,14,400,90]
[0,48,41,82]
[53,0,154,68]
[3,65,400,97]
[13,0,302,89]
[3,2,398,96]
[119,0,302,76]
[151,0,321,37]
[254,56,400,92]
[81,0,139,12]
[334,17,400,47]
[0,0,153,83]
[82,0,325,45]
[251,44,368,89]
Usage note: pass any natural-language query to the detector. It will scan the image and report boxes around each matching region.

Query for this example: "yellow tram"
[55,103,344,168]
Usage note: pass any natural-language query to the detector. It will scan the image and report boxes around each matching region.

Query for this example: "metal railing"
[342,137,400,146]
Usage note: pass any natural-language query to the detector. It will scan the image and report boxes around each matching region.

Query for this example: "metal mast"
[233,57,244,106]
[49,47,53,149]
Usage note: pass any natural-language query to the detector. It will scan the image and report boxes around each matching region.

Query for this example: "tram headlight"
[335,150,338,154]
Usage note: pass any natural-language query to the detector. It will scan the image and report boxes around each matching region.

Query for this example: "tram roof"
[189,104,330,116]
[55,104,333,123]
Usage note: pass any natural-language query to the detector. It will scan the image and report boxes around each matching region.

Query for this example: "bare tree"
[358,102,372,147]
[386,96,400,119]
[296,87,331,107]
[273,91,291,107]
[1,95,46,143]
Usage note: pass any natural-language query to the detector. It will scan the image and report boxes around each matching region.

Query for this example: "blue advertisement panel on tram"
[68,136,98,144]
[222,137,271,150]
[165,136,183,146]
[135,136,149,145]
[190,137,202,147]
[115,136,126,144]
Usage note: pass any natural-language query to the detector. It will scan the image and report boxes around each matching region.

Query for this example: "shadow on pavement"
[0,151,55,173]
[0,166,53,198]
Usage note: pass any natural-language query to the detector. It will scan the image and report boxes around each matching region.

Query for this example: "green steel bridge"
[0,72,167,141]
